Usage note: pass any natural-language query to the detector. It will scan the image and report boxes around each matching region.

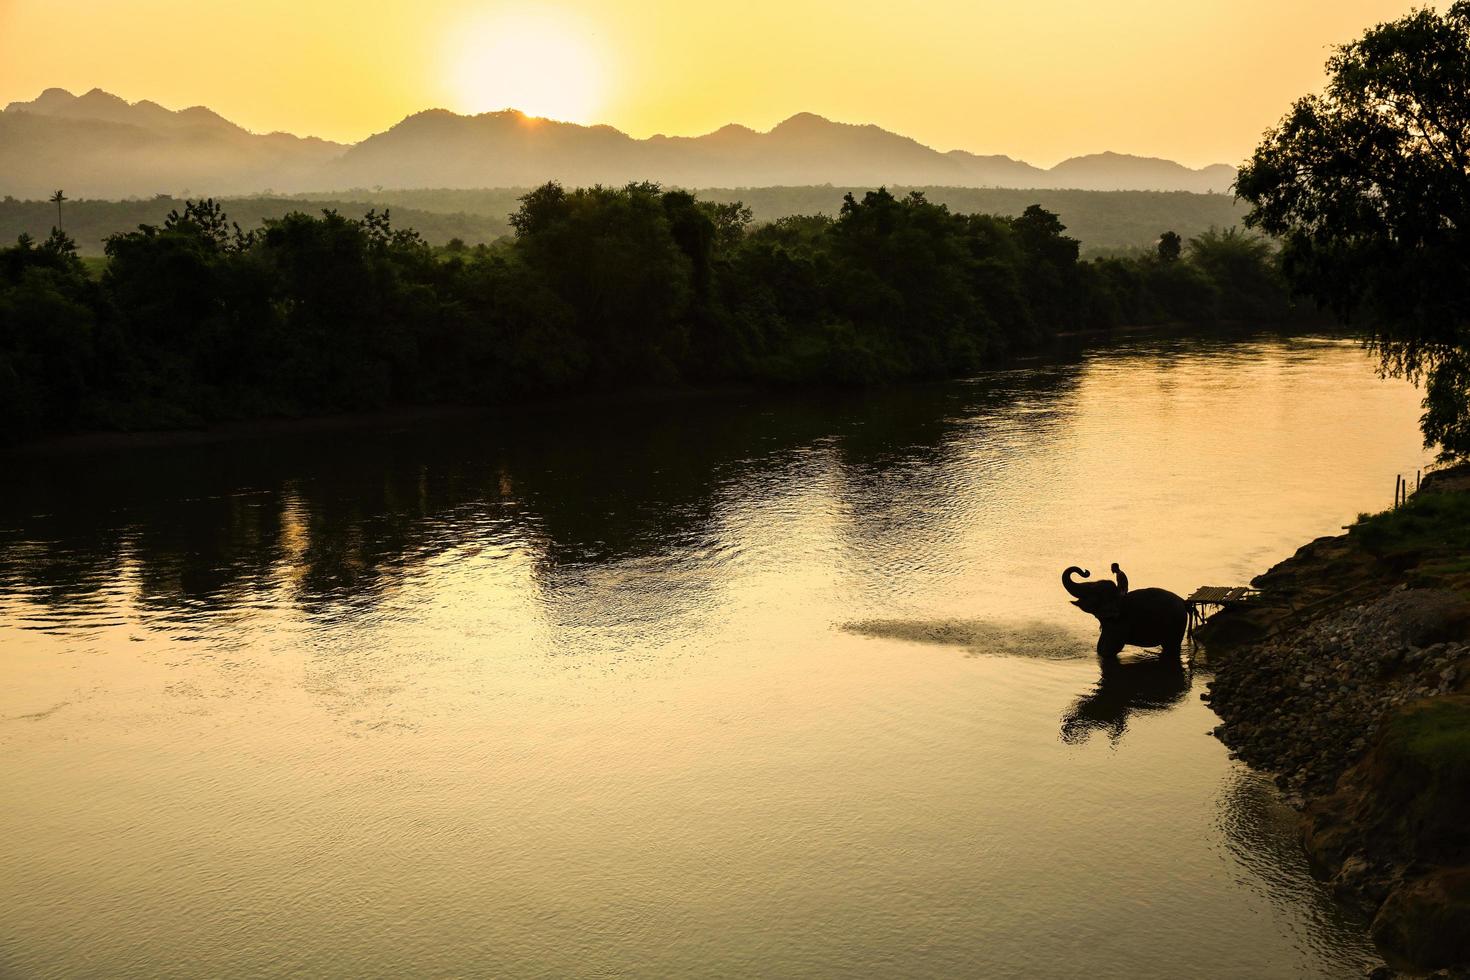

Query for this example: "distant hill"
[321,110,1061,190]
[319,108,1235,192]
[1,88,343,198]
[10,86,243,132]
[0,87,1238,198]
[1046,151,1237,193]
[0,186,1247,258]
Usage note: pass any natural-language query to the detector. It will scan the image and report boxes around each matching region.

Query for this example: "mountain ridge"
[0,87,1238,199]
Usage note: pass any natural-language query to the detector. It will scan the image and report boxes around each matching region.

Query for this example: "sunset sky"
[0,0,1448,167]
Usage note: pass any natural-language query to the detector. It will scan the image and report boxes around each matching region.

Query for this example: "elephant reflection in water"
[1060,651,1192,744]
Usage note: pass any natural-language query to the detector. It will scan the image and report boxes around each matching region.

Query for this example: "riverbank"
[1197,464,1470,975]
[0,383,800,456]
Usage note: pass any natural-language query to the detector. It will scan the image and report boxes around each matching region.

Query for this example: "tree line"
[0,183,1297,438]
[0,193,507,259]
[0,186,1248,258]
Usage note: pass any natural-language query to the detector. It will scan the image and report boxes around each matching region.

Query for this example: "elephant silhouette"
[1061,563,1188,658]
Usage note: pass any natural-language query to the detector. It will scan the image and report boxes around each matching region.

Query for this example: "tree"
[508,182,694,381]
[49,189,66,231]
[699,200,753,253]
[1009,205,1085,331]
[1157,230,1182,263]
[1236,2,1470,457]
[1187,228,1286,320]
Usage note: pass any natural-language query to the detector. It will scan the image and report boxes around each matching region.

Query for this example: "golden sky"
[0,0,1447,166]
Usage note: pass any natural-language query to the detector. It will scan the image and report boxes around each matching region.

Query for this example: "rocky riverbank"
[1198,464,1470,975]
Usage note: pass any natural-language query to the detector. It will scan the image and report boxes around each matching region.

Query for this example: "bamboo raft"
[1186,585,1261,630]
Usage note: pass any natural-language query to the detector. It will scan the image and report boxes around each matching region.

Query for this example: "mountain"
[322,109,1233,192]
[0,88,1238,199]
[0,88,344,198]
[7,87,241,133]
[1046,151,1238,193]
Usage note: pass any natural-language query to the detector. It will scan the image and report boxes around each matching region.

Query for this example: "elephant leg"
[1161,615,1186,658]
[1096,625,1125,659]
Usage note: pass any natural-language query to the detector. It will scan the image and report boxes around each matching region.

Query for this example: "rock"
[1371,869,1470,971]
[1332,853,1373,897]
[1382,590,1470,648]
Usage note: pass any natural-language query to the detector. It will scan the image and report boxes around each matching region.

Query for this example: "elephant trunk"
[1110,562,1129,595]
[1062,566,1090,597]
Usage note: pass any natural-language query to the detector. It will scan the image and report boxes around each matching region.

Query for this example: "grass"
[1351,491,1470,589]
[1383,697,1470,772]
[1374,697,1470,866]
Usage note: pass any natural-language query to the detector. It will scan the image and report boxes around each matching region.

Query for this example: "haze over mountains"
[1,88,1238,199]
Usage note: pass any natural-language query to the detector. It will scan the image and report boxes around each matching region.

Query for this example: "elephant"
[1061,563,1188,658]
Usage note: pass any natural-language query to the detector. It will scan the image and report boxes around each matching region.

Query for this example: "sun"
[447,13,607,124]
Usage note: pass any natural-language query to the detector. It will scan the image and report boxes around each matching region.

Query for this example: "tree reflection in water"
[0,363,1081,630]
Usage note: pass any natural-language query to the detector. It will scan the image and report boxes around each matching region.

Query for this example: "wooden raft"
[1186,585,1261,630]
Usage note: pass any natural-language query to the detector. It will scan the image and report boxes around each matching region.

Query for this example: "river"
[0,332,1437,977]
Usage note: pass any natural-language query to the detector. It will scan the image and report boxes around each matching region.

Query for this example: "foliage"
[1157,230,1182,263]
[1351,489,1470,588]
[0,186,1297,439]
[1237,2,1470,458]
[1187,228,1290,321]
[0,228,97,429]
[0,186,1249,258]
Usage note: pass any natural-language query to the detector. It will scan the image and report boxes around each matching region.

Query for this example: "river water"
[0,333,1437,978]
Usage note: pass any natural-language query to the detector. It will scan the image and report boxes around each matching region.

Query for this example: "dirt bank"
[1198,464,1470,975]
